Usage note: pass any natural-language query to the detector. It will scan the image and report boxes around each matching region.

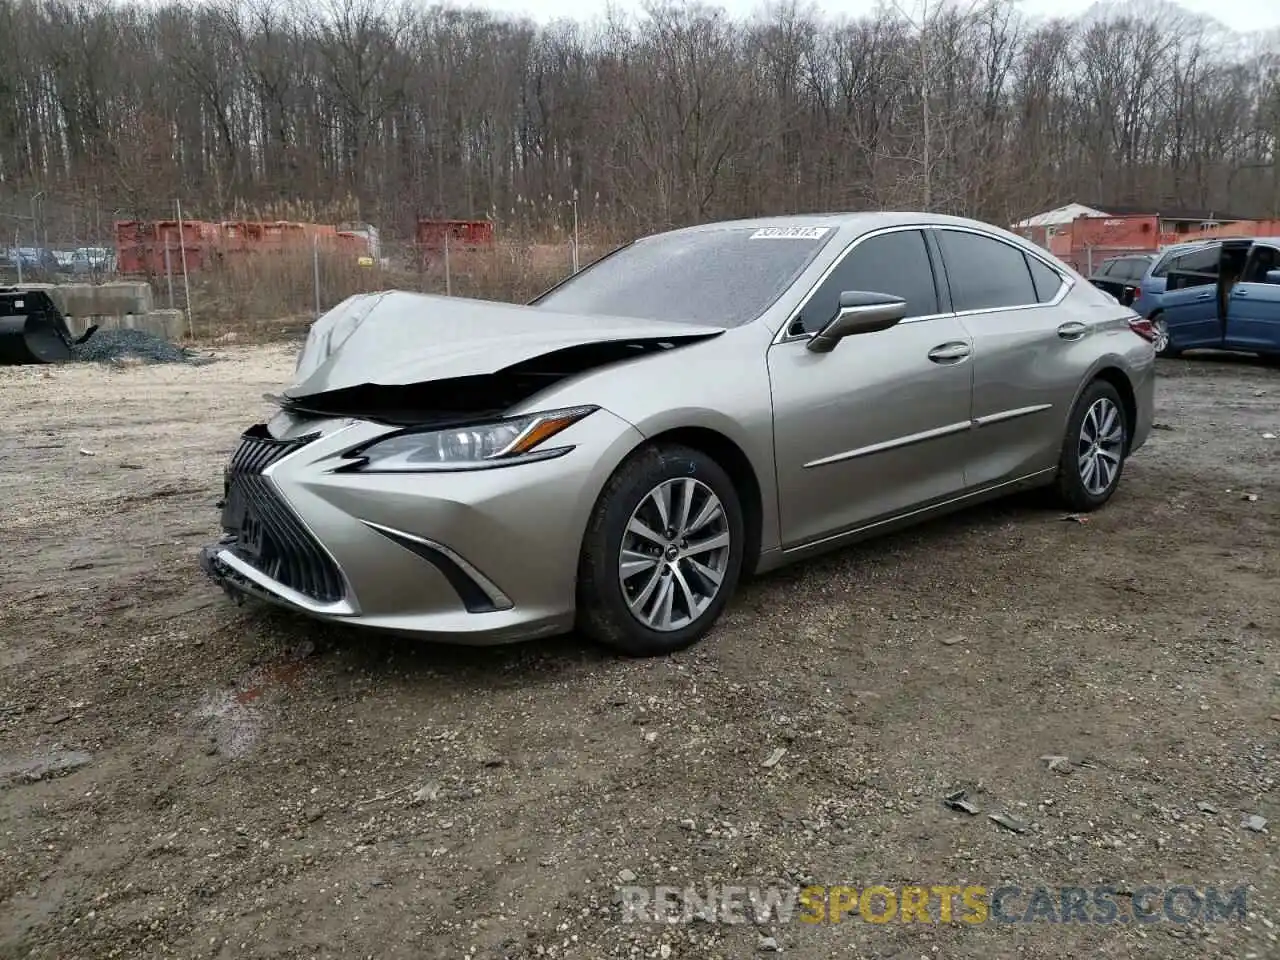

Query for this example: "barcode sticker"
[749,226,830,240]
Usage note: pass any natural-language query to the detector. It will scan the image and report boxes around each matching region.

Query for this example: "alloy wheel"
[1152,318,1170,354]
[618,477,731,631]
[1078,397,1125,496]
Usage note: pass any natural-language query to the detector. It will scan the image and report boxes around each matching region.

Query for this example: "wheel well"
[1092,367,1137,452]
[646,427,765,575]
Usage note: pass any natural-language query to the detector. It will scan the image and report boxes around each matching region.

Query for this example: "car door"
[1133,249,1176,318]
[930,226,1090,489]
[1157,244,1223,349]
[768,226,972,549]
[1225,243,1280,354]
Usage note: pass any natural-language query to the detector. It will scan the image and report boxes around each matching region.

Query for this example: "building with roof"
[1011,201,1255,273]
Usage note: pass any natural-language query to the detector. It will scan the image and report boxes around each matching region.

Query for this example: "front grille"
[219,426,345,604]
[228,426,314,475]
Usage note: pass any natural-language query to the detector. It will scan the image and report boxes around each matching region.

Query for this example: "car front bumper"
[199,409,644,644]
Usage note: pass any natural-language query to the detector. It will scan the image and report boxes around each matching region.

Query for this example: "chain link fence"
[1,193,605,342]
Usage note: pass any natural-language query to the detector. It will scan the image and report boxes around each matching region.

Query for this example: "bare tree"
[4,0,1280,240]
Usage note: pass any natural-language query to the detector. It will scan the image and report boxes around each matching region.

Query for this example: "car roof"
[649,211,1027,239]
[1161,236,1280,254]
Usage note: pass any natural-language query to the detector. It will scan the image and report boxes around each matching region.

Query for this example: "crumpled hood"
[287,290,724,398]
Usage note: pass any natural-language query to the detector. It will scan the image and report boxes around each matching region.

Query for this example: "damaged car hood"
[287,290,724,399]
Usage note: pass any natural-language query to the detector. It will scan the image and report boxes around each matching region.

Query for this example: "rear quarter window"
[1026,255,1066,303]
[1125,258,1153,280]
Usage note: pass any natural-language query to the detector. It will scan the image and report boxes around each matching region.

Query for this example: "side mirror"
[1265,269,1280,285]
[807,291,907,353]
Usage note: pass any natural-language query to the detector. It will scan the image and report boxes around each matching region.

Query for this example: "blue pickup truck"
[1132,237,1280,360]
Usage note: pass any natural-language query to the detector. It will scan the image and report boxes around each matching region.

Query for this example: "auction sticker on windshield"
[750,226,830,240]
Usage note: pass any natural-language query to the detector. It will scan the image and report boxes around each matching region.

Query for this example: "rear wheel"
[1151,314,1179,357]
[1054,379,1129,513]
[576,443,745,657]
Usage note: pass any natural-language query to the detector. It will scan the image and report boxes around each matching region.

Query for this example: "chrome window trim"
[931,225,1073,316]
[772,223,1073,346]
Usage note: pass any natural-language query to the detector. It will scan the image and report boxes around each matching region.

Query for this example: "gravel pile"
[70,328,213,365]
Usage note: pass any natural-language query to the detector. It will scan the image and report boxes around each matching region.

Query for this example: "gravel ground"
[69,329,214,365]
[0,346,1277,959]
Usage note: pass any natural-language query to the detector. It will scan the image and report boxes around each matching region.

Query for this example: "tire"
[1054,379,1129,513]
[1151,313,1180,358]
[576,443,745,657]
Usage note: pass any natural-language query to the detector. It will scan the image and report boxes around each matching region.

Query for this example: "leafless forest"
[1,0,1279,247]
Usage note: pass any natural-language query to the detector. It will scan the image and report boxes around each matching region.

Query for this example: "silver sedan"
[200,213,1156,656]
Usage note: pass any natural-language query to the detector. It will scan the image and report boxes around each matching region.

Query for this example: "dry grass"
[180,240,610,343]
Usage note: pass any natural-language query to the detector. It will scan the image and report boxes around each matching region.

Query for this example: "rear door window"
[1242,245,1280,283]
[935,229,1038,311]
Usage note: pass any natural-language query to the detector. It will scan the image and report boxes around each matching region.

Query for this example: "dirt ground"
[0,346,1276,960]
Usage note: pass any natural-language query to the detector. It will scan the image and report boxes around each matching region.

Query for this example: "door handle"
[927,341,971,363]
[1196,292,1213,301]
[1233,289,1249,297]
[1056,321,1087,341]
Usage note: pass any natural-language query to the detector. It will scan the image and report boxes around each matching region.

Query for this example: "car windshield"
[531,225,835,326]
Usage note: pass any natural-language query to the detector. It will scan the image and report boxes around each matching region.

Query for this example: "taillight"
[1134,286,1142,300]
[1128,317,1156,342]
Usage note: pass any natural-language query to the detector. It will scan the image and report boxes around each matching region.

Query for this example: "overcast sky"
[460,0,1280,34]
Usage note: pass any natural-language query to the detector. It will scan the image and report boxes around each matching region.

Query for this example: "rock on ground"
[69,328,213,365]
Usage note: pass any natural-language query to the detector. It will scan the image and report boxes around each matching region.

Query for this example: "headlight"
[347,405,598,472]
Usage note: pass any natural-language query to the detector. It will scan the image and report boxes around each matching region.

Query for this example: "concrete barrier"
[96,282,155,317]
[65,310,188,342]
[11,281,155,319]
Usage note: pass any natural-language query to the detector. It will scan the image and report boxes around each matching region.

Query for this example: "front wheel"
[576,443,745,657]
[1054,379,1129,513]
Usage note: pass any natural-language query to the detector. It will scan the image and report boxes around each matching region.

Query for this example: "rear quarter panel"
[1060,286,1156,455]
